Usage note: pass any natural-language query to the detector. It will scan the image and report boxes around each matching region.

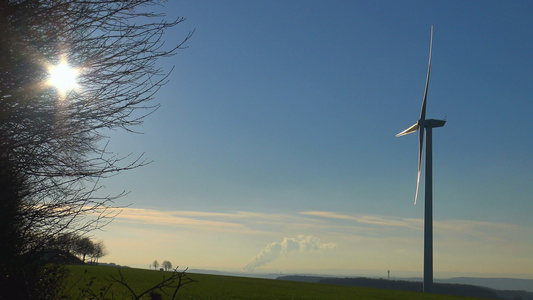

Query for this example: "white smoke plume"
[244,235,336,272]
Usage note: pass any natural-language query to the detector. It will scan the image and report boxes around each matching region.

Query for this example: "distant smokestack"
[244,235,335,272]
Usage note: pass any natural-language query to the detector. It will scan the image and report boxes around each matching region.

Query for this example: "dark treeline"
[278,276,533,300]
[319,277,499,298]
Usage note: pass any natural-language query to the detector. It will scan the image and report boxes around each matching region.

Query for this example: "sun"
[47,58,79,95]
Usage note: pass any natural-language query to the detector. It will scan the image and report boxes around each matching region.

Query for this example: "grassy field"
[63,265,487,300]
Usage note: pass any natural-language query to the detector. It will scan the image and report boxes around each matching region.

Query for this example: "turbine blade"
[420,26,433,121]
[396,123,419,137]
[415,127,425,205]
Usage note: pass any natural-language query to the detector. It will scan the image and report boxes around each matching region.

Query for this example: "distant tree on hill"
[90,241,107,264]
[53,232,78,252]
[73,237,94,263]
[153,260,160,270]
[68,236,108,264]
[162,260,172,271]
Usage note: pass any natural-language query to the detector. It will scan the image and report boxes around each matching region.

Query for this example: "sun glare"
[47,59,79,95]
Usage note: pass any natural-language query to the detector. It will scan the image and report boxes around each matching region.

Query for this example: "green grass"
[63,265,487,300]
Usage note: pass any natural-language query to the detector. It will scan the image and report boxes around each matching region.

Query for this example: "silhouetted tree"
[53,232,78,253]
[73,237,94,263]
[89,240,107,264]
[0,1,191,298]
[162,260,173,271]
[153,260,160,270]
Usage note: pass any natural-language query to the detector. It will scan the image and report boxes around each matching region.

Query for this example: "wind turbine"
[396,26,445,293]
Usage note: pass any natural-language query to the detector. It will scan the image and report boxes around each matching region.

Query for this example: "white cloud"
[244,235,336,272]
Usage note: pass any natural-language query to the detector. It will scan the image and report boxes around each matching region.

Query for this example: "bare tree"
[73,236,94,263]
[153,260,160,270]
[90,240,107,264]
[0,1,192,298]
[162,260,173,271]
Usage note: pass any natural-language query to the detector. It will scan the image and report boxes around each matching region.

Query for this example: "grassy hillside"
[63,265,488,300]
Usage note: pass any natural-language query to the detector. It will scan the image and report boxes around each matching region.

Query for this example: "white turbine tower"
[396,26,445,293]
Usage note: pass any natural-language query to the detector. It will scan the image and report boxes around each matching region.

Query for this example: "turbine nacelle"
[424,119,446,128]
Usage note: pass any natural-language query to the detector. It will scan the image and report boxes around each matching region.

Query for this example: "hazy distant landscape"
[189,269,533,293]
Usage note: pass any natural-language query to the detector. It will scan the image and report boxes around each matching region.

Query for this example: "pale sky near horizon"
[92,0,532,279]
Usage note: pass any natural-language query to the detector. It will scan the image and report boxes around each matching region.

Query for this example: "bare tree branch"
[0,1,192,297]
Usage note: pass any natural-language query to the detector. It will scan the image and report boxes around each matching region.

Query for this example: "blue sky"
[94,1,533,279]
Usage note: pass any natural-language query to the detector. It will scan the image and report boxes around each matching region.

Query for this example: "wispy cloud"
[301,211,421,229]
[356,216,421,229]
[300,211,357,220]
[113,208,335,235]
[300,210,533,245]
[113,207,246,232]
[112,207,531,247]
[434,219,527,243]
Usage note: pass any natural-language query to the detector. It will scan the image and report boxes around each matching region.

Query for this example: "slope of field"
[63,265,488,300]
